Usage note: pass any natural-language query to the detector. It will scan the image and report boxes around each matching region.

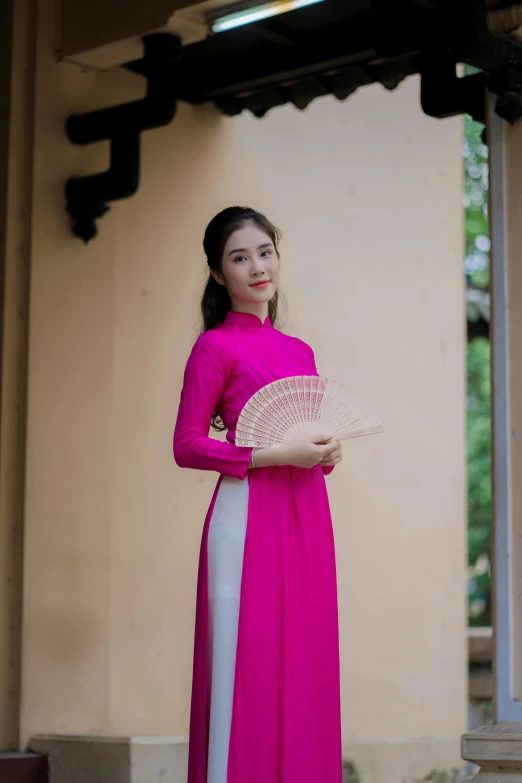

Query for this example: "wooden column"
[0,0,36,751]
[462,94,522,778]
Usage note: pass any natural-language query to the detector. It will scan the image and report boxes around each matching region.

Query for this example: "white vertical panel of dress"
[207,475,249,783]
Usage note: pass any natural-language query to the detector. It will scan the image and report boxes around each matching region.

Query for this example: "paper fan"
[235,375,383,448]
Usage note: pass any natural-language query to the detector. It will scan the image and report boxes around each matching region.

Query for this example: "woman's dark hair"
[201,206,283,430]
[201,206,282,333]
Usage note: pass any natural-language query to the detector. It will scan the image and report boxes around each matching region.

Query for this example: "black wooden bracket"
[420,54,487,124]
[65,33,180,242]
[420,54,522,145]
[488,67,522,124]
[63,1,522,242]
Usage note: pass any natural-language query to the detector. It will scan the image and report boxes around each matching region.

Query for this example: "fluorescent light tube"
[212,0,325,33]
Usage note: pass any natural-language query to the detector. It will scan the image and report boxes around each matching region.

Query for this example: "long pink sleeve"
[173,333,253,480]
[306,343,336,476]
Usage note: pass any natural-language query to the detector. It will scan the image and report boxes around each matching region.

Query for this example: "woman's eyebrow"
[228,242,272,255]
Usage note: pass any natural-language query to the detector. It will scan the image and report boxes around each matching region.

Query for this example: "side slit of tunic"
[206,476,249,783]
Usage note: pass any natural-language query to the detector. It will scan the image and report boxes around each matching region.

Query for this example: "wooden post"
[461,94,522,779]
[0,0,36,751]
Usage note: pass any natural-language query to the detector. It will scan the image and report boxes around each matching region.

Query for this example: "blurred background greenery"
[463,107,491,627]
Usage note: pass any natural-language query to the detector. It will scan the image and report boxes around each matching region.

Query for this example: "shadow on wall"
[419,770,466,783]
[343,760,361,783]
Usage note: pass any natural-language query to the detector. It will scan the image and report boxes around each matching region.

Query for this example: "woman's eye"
[234,255,246,263]
[261,250,272,257]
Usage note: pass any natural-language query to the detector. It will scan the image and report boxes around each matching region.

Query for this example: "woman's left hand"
[320,438,342,467]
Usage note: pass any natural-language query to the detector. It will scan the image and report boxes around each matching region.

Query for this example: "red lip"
[250,280,270,287]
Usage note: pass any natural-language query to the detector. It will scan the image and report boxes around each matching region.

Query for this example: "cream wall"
[21,0,466,773]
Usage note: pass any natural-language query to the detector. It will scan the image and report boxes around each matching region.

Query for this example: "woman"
[173,206,343,783]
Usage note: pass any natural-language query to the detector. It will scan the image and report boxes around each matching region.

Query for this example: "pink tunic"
[173,309,342,783]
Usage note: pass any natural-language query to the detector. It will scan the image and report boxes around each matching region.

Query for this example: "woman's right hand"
[278,434,335,469]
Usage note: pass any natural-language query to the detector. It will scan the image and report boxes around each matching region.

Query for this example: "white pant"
[206,476,249,783]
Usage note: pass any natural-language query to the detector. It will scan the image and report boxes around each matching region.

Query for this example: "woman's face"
[213,222,280,308]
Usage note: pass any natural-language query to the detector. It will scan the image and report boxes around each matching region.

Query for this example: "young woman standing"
[174,207,343,783]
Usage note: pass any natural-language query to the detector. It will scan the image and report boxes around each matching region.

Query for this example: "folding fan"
[235,375,383,448]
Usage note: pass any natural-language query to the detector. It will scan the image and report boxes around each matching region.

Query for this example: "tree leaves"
[464,108,492,626]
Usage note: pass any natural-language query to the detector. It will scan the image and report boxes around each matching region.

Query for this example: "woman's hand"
[277,434,338,469]
[248,434,342,470]
[320,438,342,468]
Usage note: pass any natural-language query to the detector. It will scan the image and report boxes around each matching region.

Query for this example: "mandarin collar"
[224,310,273,329]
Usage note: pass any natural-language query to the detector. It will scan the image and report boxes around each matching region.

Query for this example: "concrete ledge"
[462,722,522,783]
[468,628,493,664]
[29,735,188,783]
[342,738,464,783]
[28,734,463,783]
[462,722,522,763]
[468,628,493,702]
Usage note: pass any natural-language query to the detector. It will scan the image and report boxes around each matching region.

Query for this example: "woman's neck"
[230,302,269,321]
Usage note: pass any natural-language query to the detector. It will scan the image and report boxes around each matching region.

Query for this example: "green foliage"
[463,114,489,290]
[467,337,491,626]
[463,107,492,627]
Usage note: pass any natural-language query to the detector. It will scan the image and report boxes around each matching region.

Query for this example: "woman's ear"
[211,269,226,287]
